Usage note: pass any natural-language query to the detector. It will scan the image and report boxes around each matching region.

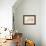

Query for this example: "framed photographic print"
[23,15,36,25]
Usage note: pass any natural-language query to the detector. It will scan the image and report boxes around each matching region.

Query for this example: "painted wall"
[41,0,46,46]
[13,0,41,46]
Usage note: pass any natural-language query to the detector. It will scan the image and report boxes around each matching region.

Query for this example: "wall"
[41,0,46,46]
[13,0,41,46]
[0,0,16,30]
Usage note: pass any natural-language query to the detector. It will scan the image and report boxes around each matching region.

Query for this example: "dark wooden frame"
[23,15,36,25]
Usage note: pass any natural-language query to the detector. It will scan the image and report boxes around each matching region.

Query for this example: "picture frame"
[23,15,36,25]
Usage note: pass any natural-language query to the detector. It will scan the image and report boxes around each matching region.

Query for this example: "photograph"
[23,15,36,25]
